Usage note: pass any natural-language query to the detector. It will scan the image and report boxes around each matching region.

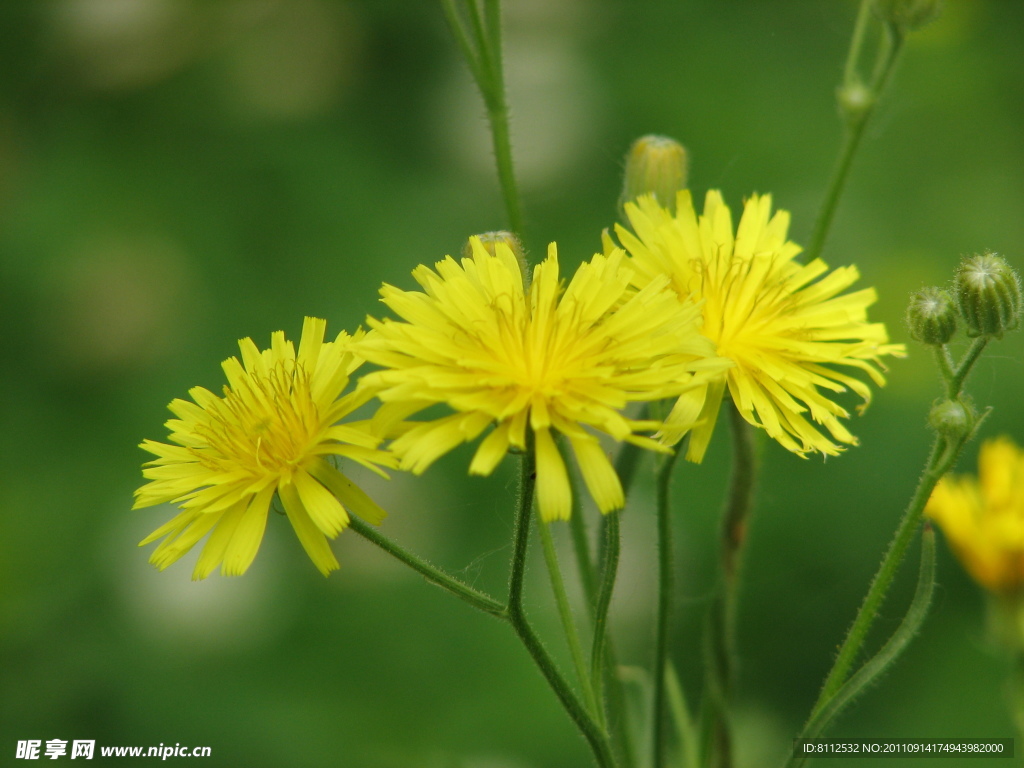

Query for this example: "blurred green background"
[2,1,1024,766]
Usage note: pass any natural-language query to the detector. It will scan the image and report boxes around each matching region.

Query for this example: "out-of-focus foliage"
[1,1,1023,766]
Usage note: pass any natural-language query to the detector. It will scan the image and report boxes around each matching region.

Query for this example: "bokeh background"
[2,1,1024,766]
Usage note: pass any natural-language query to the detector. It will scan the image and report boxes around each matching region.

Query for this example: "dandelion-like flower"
[608,190,906,461]
[358,238,726,522]
[926,436,1024,595]
[134,317,393,579]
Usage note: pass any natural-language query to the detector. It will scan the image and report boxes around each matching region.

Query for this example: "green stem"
[652,449,680,768]
[708,405,758,768]
[348,515,506,618]
[811,436,945,713]
[507,445,618,768]
[950,337,989,397]
[439,0,524,236]
[805,8,905,263]
[569,489,637,768]
[591,510,621,729]
[787,527,936,768]
[843,0,874,85]
[933,344,956,386]
[539,519,599,715]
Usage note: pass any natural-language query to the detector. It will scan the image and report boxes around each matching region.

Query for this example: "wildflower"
[926,436,1024,595]
[134,317,393,579]
[609,190,906,461]
[358,237,726,522]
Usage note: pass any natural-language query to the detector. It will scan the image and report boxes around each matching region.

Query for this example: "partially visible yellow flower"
[927,436,1024,595]
[608,190,906,461]
[358,238,728,522]
[134,317,393,579]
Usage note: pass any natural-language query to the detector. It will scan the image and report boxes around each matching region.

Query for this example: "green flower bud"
[928,398,974,439]
[837,81,874,123]
[954,252,1022,339]
[906,286,957,345]
[465,231,528,279]
[872,0,943,32]
[619,134,689,215]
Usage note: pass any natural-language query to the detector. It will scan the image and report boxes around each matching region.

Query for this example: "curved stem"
[569,488,636,768]
[708,405,758,768]
[805,13,905,263]
[539,519,599,715]
[591,510,621,728]
[652,449,680,768]
[788,527,936,768]
[439,0,524,236]
[348,515,506,617]
[811,435,945,713]
[506,444,618,768]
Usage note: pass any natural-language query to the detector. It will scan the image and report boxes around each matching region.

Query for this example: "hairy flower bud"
[954,252,1022,339]
[928,398,974,439]
[465,231,528,279]
[619,135,689,215]
[872,0,943,32]
[906,286,957,345]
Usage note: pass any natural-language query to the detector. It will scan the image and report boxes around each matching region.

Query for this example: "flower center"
[197,360,321,477]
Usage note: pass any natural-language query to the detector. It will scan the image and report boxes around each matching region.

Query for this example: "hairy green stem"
[507,445,618,768]
[950,337,989,397]
[348,515,506,617]
[788,527,936,768]
[569,492,636,768]
[811,436,945,713]
[540,519,599,715]
[591,510,621,728]
[652,449,681,768]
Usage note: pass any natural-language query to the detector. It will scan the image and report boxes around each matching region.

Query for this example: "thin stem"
[811,435,945,712]
[932,344,955,386]
[787,527,937,768]
[506,445,618,768]
[439,0,525,236]
[591,510,621,729]
[539,519,599,716]
[842,0,874,86]
[708,405,758,768]
[569,501,599,604]
[805,11,905,263]
[348,515,506,618]
[568,481,637,768]
[950,337,989,397]
[652,449,681,768]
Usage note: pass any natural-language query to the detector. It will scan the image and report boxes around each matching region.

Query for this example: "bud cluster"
[907,252,1022,345]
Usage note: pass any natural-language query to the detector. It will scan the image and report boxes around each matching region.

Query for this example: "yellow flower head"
[134,317,393,579]
[927,437,1024,595]
[608,190,906,461]
[358,237,726,522]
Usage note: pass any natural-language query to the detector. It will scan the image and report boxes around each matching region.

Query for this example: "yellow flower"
[608,190,906,461]
[134,317,393,579]
[927,437,1024,595]
[358,238,727,522]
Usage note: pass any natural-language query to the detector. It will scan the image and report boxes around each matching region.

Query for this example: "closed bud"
[619,135,689,215]
[906,286,957,345]
[465,231,528,280]
[872,0,943,32]
[954,252,1022,339]
[837,81,874,123]
[928,398,973,439]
